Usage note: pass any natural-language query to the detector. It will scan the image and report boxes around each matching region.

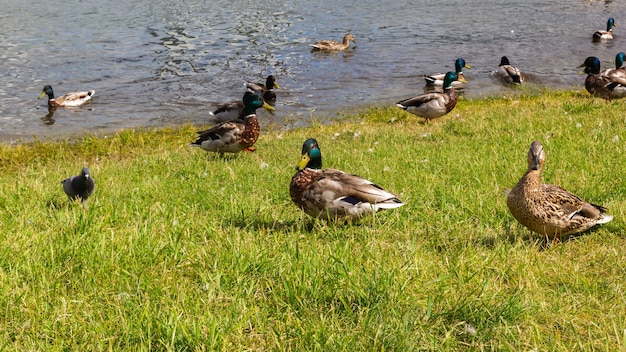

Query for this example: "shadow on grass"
[47,198,66,210]
[195,149,262,161]
[220,215,312,233]
[48,197,96,211]
[497,221,612,250]
[220,210,391,235]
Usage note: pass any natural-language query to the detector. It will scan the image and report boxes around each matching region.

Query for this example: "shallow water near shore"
[0,0,624,141]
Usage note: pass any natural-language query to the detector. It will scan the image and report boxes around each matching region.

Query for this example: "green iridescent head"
[442,71,462,89]
[242,91,274,116]
[454,58,471,74]
[297,138,322,170]
[607,17,615,31]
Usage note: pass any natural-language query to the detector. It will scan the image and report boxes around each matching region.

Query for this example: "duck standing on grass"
[593,17,616,42]
[492,56,523,85]
[62,167,95,208]
[290,138,404,220]
[506,141,612,238]
[38,85,95,107]
[310,33,356,51]
[190,91,274,156]
[246,75,280,106]
[424,58,471,88]
[578,56,626,100]
[396,71,463,122]
[600,52,626,80]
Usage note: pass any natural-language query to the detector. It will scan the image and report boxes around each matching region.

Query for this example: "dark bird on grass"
[62,167,95,207]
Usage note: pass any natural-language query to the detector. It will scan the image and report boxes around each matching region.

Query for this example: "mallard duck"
[38,85,95,107]
[493,56,523,84]
[506,141,613,238]
[424,58,471,87]
[310,33,356,51]
[62,167,95,207]
[578,56,626,100]
[290,138,404,220]
[191,92,274,155]
[396,71,463,122]
[209,95,277,124]
[208,100,247,123]
[600,52,626,80]
[246,75,280,106]
[593,17,615,41]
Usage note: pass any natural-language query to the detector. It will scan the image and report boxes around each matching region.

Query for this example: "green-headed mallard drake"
[601,52,626,79]
[493,56,523,84]
[246,75,280,106]
[310,33,356,51]
[396,71,463,122]
[62,167,95,208]
[191,91,274,155]
[38,85,95,107]
[424,58,471,88]
[593,17,615,41]
[208,100,247,123]
[506,141,613,238]
[290,138,404,220]
[209,94,277,124]
[578,56,626,100]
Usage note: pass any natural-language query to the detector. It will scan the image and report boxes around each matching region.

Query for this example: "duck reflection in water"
[41,106,58,125]
[41,106,94,126]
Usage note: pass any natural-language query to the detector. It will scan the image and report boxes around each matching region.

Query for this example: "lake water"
[0,0,623,141]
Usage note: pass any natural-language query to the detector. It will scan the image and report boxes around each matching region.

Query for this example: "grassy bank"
[0,90,625,350]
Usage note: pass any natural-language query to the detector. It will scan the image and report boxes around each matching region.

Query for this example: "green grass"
[0,89,625,351]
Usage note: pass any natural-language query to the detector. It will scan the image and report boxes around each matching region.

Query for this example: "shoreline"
[0,86,584,146]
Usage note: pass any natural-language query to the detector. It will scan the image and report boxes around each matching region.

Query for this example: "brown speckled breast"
[239,114,260,149]
[290,169,311,209]
[585,75,611,99]
[507,190,561,237]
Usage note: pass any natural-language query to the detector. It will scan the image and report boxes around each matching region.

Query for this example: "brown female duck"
[310,33,356,51]
[506,141,612,237]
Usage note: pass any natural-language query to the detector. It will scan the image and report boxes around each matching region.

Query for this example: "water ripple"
[0,0,624,140]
